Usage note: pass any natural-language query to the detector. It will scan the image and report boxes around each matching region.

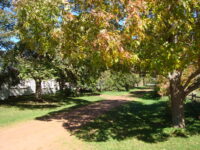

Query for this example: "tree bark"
[58,79,65,91]
[125,84,129,91]
[143,77,145,86]
[35,79,42,99]
[169,73,186,128]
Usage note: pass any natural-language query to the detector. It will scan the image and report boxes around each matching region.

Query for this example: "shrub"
[97,71,140,91]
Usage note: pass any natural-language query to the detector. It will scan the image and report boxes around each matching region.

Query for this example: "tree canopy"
[0,0,15,50]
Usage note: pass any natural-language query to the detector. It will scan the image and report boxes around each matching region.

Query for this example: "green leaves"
[15,0,63,55]
[17,55,57,80]
[136,0,200,76]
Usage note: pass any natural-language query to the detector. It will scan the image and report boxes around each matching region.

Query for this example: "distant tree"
[97,70,139,91]
[0,0,19,88]
[14,0,64,99]
[0,0,15,50]
[0,50,20,88]
[16,49,56,99]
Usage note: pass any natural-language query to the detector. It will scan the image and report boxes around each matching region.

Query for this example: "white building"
[0,79,60,100]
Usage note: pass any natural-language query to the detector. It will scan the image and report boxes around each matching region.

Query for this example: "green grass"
[73,89,200,150]
[100,88,141,96]
[0,94,103,127]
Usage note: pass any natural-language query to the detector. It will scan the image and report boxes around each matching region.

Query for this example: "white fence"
[0,79,60,100]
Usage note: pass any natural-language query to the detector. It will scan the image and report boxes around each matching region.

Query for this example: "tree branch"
[183,69,200,90]
[185,76,200,95]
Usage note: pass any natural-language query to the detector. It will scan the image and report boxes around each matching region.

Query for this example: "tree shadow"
[33,88,200,143]
[185,101,200,134]
[72,101,171,143]
[36,99,127,129]
[72,99,200,143]
[0,93,95,110]
[130,90,161,100]
[135,87,153,90]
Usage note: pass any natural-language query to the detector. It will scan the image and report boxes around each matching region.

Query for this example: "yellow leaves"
[91,10,114,28]
[91,29,137,68]
[50,28,62,40]
[16,0,141,70]
[63,13,75,22]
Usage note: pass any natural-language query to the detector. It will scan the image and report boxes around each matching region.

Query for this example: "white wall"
[0,79,60,100]
[0,84,9,100]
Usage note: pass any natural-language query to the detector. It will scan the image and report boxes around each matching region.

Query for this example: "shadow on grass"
[0,93,94,110]
[72,100,200,143]
[36,99,127,130]
[35,89,200,143]
[130,90,161,100]
[73,100,171,143]
[185,101,200,134]
[35,100,99,121]
[135,87,153,90]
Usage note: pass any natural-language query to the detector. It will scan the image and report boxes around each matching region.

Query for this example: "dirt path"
[0,94,133,150]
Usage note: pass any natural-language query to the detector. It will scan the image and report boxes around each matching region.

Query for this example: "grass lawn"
[100,87,147,96]
[0,88,199,150]
[0,94,103,127]
[74,89,200,150]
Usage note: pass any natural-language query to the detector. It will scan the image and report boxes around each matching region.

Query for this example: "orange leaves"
[50,29,63,41]
[127,0,144,13]
[15,0,141,70]
[91,10,115,27]
[92,29,137,67]
[63,12,75,22]
[124,0,146,39]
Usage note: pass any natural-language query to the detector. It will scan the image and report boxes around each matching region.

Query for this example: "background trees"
[97,71,140,91]
[14,0,139,95]
[0,0,15,50]
[0,0,19,88]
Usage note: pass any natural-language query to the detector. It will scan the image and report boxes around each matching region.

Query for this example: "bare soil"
[0,94,133,150]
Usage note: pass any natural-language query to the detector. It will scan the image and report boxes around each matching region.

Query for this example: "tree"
[15,0,139,96]
[54,0,138,72]
[16,49,56,99]
[15,0,62,55]
[97,70,139,91]
[0,0,15,50]
[0,50,20,88]
[14,0,64,99]
[132,0,200,128]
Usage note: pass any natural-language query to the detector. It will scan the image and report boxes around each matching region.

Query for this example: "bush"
[97,71,140,91]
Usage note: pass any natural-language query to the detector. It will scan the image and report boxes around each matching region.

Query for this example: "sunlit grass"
[0,95,103,127]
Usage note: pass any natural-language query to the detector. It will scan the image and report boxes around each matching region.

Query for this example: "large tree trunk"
[35,79,42,99]
[169,73,186,128]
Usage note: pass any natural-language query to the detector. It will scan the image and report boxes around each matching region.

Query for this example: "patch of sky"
[10,37,19,43]
[119,18,126,26]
